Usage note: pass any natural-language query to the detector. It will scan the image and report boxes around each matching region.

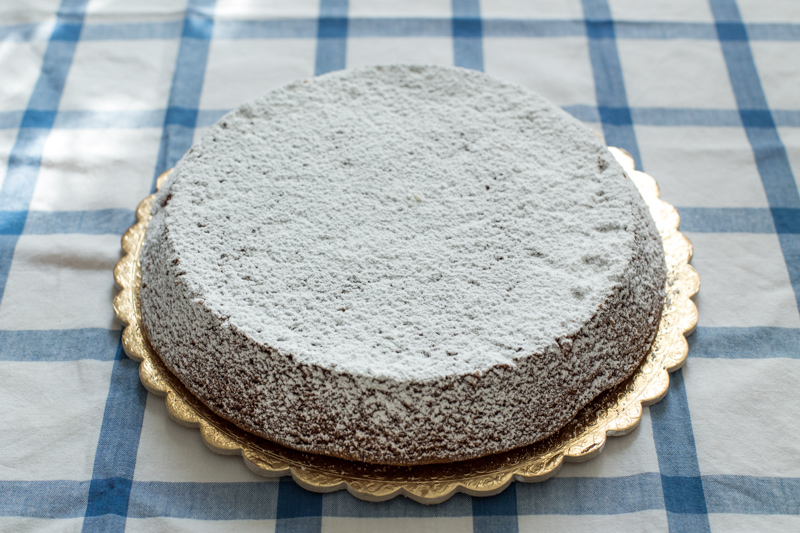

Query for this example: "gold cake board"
[113,147,698,504]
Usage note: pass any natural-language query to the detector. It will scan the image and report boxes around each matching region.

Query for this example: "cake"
[140,65,666,465]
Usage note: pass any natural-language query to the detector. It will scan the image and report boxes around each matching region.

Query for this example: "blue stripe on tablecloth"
[482,18,586,37]
[275,478,323,532]
[81,342,148,532]
[774,208,800,234]
[321,491,472,517]
[632,107,740,127]
[746,23,800,41]
[2,474,800,519]
[483,20,799,41]
[214,19,317,39]
[582,0,641,169]
[2,106,799,132]
[81,21,183,40]
[678,207,777,233]
[612,20,716,40]
[0,23,51,42]
[83,2,216,531]
[0,329,121,361]
[211,18,800,41]
[452,0,484,71]
[473,484,518,533]
[565,105,742,127]
[0,236,16,296]
[151,0,215,188]
[704,476,800,514]
[709,0,800,319]
[4,18,800,42]
[315,0,348,76]
[196,108,228,126]
[649,369,711,531]
[127,482,281,519]
[581,5,709,530]
[688,327,800,359]
[0,111,22,129]
[24,209,137,235]
[18,110,57,129]
[0,481,89,518]
[0,211,27,235]
[780,235,800,311]
[0,0,87,310]
[709,3,800,209]
[0,477,659,519]
[348,17,451,37]
[0,208,135,235]
[516,473,665,515]
[52,110,165,129]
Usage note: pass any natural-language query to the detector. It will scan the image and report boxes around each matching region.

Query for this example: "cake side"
[140,181,665,464]
[139,65,667,465]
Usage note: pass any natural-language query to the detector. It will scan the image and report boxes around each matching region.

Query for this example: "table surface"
[1,1,799,532]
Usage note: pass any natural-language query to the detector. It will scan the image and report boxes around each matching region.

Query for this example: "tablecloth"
[1,0,799,531]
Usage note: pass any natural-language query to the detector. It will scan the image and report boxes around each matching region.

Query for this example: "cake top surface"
[153,65,649,381]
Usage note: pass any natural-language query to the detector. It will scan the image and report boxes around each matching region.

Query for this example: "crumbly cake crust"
[140,65,666,465]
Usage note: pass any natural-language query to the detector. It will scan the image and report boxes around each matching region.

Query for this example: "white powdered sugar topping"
[141,65,667,464]
[153,65,646,382]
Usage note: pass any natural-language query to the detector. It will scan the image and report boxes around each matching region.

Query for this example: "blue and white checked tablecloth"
[1,0,799,531]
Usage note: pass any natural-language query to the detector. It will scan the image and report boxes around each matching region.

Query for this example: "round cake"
[140,65,666,465]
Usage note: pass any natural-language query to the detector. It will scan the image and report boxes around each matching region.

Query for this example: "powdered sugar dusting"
[140,65,667,464]
[156,65,639,381]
